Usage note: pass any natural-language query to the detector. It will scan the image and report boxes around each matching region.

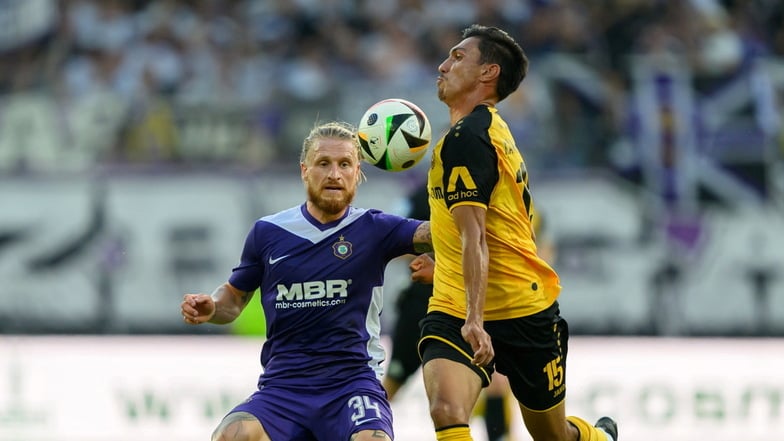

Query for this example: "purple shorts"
[229,377,394,440]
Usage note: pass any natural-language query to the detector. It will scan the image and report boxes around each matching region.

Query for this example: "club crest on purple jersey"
[332,236,353,259]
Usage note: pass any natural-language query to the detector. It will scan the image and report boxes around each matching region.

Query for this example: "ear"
[481,64,500,81]
[300,162,307,180]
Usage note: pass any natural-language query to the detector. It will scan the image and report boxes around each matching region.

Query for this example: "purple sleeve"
[372,210,424,259]
[228,222,264,292]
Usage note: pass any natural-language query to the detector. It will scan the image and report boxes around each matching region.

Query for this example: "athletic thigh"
[485,302,569,412]
[421,356,484,424]
[212,411,269,441]
[419,312,490,424]
[350,429,393,441]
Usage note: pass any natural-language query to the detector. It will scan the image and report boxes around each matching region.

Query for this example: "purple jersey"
[229,204,422,388]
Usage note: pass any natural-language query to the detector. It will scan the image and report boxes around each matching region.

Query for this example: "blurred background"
[1,0,783,440]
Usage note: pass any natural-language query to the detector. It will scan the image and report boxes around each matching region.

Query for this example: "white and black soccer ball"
[357,98,432,172]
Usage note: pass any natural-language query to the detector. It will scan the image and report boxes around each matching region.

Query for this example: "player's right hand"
[461,321,494,367]
[410,253,434,284]
[181,294,216,324]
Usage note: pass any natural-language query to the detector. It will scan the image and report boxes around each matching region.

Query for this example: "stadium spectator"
[1,0,782,175]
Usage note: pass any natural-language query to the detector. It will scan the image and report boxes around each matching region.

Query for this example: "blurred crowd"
[0,0,783,186]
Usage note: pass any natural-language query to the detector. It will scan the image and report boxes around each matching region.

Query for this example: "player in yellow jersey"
[413,24,618,441]
[383,183,514,441]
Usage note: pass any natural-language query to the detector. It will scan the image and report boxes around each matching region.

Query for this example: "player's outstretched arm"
[412,221,432,253]
[181,282,254,325]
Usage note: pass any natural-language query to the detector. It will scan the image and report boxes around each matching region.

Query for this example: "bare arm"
[181,282,255,325]
[452,204,493,366]
[209,282,255,324]
[412,221,433,254]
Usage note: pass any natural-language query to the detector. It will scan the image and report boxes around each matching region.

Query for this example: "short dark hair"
[462,24,528,102]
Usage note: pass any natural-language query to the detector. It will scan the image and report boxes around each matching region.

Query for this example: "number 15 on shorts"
[543,356,564,391]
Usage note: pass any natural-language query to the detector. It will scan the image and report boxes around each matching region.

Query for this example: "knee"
[428,398,472,426]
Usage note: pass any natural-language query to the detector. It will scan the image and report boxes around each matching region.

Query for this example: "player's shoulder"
[258,205,302,226]
[355,206,400,222]
[354,207,423,233]
[353,206,376,216]
[465,105,494,126]
[452,105,493,137]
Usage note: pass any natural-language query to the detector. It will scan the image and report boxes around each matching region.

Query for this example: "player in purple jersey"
[180,121,432,441]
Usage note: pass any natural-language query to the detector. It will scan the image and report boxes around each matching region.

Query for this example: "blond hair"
[299,121,360,163]
[299,121,366,182]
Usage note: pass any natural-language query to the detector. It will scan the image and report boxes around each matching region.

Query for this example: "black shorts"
[418,301,568,411]
[386,283,432,383]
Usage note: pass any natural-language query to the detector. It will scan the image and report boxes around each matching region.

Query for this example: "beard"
[437,83,446,102]
[306,184,356,216]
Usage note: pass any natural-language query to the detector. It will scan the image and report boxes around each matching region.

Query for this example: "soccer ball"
[357,98,432,172]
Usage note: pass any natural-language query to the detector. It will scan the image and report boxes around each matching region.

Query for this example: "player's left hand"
[410,253,434,284]
[461,321,494,366]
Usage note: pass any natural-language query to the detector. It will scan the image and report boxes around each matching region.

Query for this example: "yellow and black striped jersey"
[427,105,560,320]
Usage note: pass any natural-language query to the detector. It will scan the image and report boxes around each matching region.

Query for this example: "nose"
[327,163,342,179]
[438,59,449,73]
